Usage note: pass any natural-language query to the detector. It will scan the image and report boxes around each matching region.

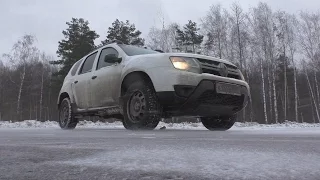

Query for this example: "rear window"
[70,60,82,76]
[118,44,159,56]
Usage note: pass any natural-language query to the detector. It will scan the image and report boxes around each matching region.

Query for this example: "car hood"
[125,53,236,67]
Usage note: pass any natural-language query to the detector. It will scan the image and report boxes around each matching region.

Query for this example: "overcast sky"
[1,0,320,59]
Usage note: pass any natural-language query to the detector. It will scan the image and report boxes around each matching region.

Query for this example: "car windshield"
[118,44,159,56]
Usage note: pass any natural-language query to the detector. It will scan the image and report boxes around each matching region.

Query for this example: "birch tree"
[299,11,320,116]
[147,23,179,52]
[303,61,320,122]
[286,14,299,122]
[3,35,39,120]
[230,2,246,70]
[39,53,46,122]
[249,3,273,123]
[299,11,320,70]
[202,4,228,58]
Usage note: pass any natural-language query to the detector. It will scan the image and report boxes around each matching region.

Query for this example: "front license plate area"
[216,83,241,96]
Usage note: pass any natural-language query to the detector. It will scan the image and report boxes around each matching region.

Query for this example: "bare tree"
[303,61,320,122]
[299,11,320,119]
[299,11,320,70]
[286,14,299,122]
[3,35,39,120]
[250,3,277,124]
[202,4,228,58]
[229,2,252,121]
[275,11,289,121]
[147,23,179,52]
[39,53,45,121]
[230,2,245,70]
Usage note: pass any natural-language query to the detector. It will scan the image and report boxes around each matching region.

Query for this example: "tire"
[200,116,236,131]
[58,98,78,130]
[122,79,161,130]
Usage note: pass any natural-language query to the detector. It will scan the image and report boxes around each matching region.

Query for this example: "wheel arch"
[120,71,155,96]
[58,92,70,108]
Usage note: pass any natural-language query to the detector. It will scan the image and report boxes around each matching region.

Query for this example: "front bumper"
[157,80,250,117]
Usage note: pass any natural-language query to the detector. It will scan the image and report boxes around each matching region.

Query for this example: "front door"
[72,51,98,109]
[89,47,122,108]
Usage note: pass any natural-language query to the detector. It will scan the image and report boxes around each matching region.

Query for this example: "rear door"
[89,47,123,108]
[72,51,98,109]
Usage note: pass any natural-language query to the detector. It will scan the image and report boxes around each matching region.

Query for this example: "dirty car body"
[57,42,250,131]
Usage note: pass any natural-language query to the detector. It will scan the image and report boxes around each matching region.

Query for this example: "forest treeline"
[1,2,320,124]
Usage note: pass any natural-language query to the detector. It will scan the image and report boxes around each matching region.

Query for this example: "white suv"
[57,42,250,131]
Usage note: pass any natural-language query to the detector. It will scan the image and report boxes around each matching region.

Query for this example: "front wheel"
[58,98,78,129]
[121,80,161,130]
[200,116,236,131]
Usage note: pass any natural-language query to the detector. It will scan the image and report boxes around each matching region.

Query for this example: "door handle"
[74,80,78,84]
[91,76,97,80]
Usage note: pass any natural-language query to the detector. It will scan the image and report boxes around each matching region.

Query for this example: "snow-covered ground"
[1,120,320,179]
[1,120,320,130]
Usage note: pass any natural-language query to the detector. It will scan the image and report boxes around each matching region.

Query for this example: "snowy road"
[1,128,320,180]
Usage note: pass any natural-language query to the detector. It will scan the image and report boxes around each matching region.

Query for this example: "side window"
[79,52,98,74]
[97,48,119,70]
[70,60,82,76]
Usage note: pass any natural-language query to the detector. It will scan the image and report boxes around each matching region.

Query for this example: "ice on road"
[0,127,320,180]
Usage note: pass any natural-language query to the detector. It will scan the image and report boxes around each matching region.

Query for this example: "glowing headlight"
[170,57,190,70]
[170,56,201,73]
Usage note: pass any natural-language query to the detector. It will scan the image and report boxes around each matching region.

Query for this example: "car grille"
[196,58,241,80]
[197,90,244,107]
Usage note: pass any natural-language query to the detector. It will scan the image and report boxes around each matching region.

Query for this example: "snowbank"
[0,120,320,129]
[234,120,320,128]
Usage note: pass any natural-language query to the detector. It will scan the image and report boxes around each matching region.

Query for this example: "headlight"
[170,56,201,73]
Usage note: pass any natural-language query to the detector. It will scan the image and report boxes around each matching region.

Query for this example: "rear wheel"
[59,98,78,129]
[122,79,161,130]
[200,116,236,131]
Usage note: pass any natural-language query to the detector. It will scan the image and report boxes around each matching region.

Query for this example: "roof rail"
[103,39,124,45]
[109,39,124,44]
[88,40,125,54]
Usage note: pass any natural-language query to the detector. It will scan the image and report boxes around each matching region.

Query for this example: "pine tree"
[52,18,99,80]
[175,20,203,53]
[102,19,144,46]
[175,26,186,51]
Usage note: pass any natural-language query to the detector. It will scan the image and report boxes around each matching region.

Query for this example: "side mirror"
[104,54,122,63]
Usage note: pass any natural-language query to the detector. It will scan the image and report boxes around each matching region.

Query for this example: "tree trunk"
[17,66,26,120]
[246,71,254,122]
[272,66,278,124]
[313,69,320,113]
[237,18,243,70]
[218,31,222,59]
[39,66,44,122]
[260,58,268,124]
[29,102,32,120]
[192,44,195,53]
[305,66,320,122]
[291,57,298,122]
[35,103,38,120]
[267,60,273,122]
[310,93,316,123]
[48,81,51,121]
[284,56,287,121]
